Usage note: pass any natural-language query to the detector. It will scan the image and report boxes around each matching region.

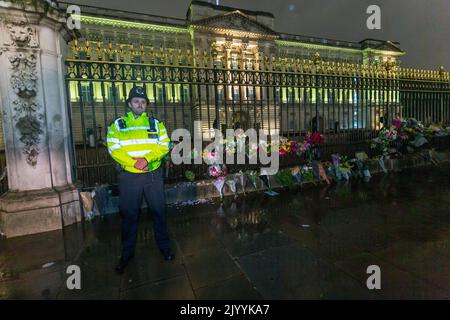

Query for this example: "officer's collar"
[127,111,147,120]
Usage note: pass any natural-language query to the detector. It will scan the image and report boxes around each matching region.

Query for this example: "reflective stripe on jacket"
[106,111,171,173]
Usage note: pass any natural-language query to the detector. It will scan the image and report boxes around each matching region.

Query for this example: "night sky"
[68,0,450,70]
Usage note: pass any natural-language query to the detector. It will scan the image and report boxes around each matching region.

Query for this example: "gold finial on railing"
[140,43,145,63]
[106,41,113,61]
[168,48,174,65]
[185,49,192,66]
[312,52,320,73]
[176,48,182,66]
[70,39,79,59]
[439,66,450,81]
[307,58,314,73]
[334,62,340,75]
[149,46,155,64]
[85,40,91,60]
[313,52,320,65]
[343,62,350,74]
[192,48,199,67]
[435,70,440,80]
[128,43,134,63]
[439,65,445,79]
[383,57,395,77]
[95,41,103,61]
[159,46,165,64]
[323,61,330,74]
[361,64,367,77]
[203,50,209,68]
[118,44,125,62]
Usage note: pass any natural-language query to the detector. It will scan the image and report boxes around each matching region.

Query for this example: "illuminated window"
[184,86,191,103]
[217,85,224,102]
[231,55,239,69]
[80,83,91,103]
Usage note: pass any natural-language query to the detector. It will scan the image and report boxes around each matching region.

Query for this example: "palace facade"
[62,0,406,142]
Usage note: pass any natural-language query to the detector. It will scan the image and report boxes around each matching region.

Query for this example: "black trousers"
[118,167,170,260]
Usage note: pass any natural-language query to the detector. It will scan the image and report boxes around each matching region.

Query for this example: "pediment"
[191,10,277,36]
[374,41,403,52]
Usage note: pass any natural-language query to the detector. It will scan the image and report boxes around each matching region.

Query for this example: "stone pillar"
[0,2,81,238]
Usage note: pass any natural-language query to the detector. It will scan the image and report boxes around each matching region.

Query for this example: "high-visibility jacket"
[106,111,171,173]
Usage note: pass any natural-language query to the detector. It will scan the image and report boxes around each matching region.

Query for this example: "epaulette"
[109,116,127,130]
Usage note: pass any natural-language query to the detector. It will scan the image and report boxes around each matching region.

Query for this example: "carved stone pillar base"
[0,185,81,238]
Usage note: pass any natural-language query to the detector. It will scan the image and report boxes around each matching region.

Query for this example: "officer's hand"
[132,158,148,171]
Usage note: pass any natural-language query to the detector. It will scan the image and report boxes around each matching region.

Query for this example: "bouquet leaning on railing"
[204,150,228,199]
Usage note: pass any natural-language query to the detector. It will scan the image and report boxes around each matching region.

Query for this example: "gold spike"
[94,41,102,61]
[185,49,191,66]
[70,39,79,59]
[438,66,445,80]
[176,48,182,66]
[106,41,113,61]
[202,50,208,68]
[84,40,91,60]
[168,48,174,65]
[139,43,145,63]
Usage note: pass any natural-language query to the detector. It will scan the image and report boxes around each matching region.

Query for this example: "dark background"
[68,0,450,70]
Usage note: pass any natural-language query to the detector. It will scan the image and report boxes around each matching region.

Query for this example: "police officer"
[107,86,174,274]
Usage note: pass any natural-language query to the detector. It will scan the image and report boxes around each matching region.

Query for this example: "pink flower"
[392,118,402,129]
[290,141,299,153]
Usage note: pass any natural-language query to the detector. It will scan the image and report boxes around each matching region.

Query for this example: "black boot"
[159,248,175,261]
[114,255,134,274]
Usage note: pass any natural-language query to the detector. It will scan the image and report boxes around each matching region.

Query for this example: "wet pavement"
[0,164,449,300]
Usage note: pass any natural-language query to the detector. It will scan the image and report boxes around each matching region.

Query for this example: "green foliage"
[301,168,315,183]
[274,169,295,189]
[185,170,195,182]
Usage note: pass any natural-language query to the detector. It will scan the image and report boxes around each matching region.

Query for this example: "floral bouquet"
[291,166,302,185]
[274,169,295,189]
[355,152,371,180]
[259,173,279,196]
[377,156,388,174]
[371,128,398,156]
[318,162,331,185]
[304,131,324,162]
[279,137,299,158]
[339,156,353,181]
[371,117,429,157]
[225,175,238,198]
[330,154,343,180]
[424,123,450,138]
[245,170,259,190]
[209,163,228,199]
[295,140,311,157]
[209,163,227,178]
[234,170,247,195]
[300,165,315,183]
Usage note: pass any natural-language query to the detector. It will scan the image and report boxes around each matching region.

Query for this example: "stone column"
[0,2,81,238]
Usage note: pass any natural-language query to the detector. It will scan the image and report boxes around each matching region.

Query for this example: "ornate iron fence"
[64,57,450,188]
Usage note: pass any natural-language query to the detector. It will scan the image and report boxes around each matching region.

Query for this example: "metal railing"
[64,57,450,188]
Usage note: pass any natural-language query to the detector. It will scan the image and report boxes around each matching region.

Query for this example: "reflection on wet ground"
[0,164,449,299]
